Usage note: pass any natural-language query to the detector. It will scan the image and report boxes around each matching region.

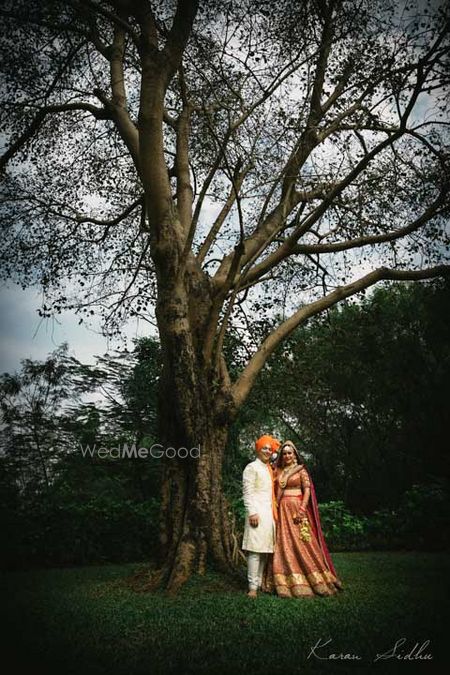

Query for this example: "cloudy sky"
[0,0,445,377]
[0,282,150,375]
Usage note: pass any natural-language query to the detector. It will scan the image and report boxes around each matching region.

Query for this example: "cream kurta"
[242,457,276,553]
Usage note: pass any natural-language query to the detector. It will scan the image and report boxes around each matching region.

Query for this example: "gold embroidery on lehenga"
[268,470,342,597]
[273,572,337,597]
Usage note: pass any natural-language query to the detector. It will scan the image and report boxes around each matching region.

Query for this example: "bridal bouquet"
[299,517,311,542]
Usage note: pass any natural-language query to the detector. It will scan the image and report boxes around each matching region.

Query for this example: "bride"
[264,440,343,597]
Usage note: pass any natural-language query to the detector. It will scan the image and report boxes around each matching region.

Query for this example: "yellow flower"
[299,519,311,542]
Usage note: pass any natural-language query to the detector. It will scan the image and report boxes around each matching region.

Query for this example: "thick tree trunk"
[146,245,241,592]
[157,414,238,593]
[135,28,244,591]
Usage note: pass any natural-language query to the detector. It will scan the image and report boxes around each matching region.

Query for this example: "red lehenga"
[263,465,343,597]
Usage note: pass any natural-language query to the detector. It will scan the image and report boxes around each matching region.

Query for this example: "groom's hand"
[249,514,259,527]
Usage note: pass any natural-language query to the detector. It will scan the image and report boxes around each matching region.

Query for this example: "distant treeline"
[1,281,449,569]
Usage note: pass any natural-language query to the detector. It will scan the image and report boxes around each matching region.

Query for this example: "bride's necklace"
[279,461,297,489]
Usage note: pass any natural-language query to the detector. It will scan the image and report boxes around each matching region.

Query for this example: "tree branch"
[175,68,194,236]
[224,128,404,292]
[77,0,139,43]
[291,183,449,254]
[232,264,450,410]
[74,196,144,241]
[161,0,199,85]
[108,24,140,168]
[0,103,108,171]
[197,162,251,264]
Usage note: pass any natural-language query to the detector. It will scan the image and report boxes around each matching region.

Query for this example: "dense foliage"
[1,281,449,568]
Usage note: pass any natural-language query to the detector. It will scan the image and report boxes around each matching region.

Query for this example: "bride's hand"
[293,507,307,524]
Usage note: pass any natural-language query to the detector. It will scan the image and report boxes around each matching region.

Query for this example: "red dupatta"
[304,468,338,577]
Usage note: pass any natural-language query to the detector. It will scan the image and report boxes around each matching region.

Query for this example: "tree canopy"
[1,1,449,405]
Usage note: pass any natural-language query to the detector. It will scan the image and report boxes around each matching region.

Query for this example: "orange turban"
[271,437,281,452]
[255,435,274,453]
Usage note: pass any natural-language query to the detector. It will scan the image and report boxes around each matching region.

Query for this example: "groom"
[242,435,278,597]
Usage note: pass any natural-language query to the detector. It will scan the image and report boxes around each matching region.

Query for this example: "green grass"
[1,552,448,675]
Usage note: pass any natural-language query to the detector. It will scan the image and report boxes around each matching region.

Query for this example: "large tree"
[1,0,449,590]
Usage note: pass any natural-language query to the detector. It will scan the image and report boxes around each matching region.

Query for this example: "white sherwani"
[242,457,276,553]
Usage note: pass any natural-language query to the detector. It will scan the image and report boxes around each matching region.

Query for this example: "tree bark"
[157,413,237,593]
[148,240,239,592]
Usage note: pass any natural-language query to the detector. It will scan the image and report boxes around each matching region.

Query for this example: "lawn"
[1,552,448,675]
